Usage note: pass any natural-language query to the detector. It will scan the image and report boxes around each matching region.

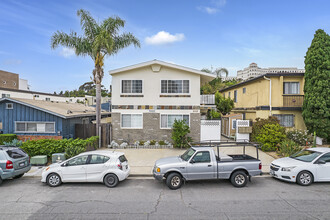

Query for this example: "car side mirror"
[62,162,67,167]
[318,160,326,164]
[190,159,195,164]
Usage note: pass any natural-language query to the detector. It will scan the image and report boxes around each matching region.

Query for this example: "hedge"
[20,136,99,159]
[0,134,17,145]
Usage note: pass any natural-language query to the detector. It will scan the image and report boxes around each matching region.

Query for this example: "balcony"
[200,94,215,105]
[283,95,304,107]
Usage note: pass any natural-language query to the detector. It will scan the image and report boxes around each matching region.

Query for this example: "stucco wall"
[111,65,201,106]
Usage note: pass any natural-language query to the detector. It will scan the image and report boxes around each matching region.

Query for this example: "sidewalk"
[25,147,275,178]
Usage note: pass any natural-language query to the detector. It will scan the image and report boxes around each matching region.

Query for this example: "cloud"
[59,47,75,58]
[198,0,226,14]
[145,31,185,45]
[197,7,218,14]
[2,59,22,65]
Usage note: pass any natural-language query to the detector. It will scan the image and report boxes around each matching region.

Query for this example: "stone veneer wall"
[111,112,200,144]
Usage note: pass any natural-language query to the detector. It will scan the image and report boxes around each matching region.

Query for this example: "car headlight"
[281,166,296,172]
[156,167,161,173]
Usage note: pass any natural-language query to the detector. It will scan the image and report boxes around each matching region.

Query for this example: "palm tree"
[214,67,229,78]
[51,9,140,139]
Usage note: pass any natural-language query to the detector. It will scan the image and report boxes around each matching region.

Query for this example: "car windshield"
[180,148,196,161]
[290,150,321,162]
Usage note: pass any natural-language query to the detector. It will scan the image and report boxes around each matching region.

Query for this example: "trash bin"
[52,153,66,163]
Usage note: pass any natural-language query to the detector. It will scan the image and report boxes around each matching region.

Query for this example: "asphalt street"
[0,176,329,220]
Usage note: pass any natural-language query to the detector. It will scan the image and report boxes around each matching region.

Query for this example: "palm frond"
[101,16,125,36]
[112,32,141,54]
[77,9,99,40]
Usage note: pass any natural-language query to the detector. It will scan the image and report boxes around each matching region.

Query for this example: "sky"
[0,0,329,93]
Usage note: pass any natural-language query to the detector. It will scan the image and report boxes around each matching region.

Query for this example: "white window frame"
[6,103,13,109]
[273,114,295,127]
[283,82,300,95]
[14,121,56,133]
[160,79,190,94]
[120,114,143,129]
[120,79,143,94]
[232,119,237,130]
[160,114,190,129]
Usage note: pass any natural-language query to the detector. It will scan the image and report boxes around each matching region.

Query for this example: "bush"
[20,136,99,159]
[172,119,192,149]
[0,134,17,145]
[3,139,23,147]
[158,140,166,145]
[286,129,312,146]
[251,116,280,142]
[255,124,286,151]
[277,139,303,157]
[149,140,156,145]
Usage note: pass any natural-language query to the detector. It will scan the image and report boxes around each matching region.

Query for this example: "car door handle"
[208,165,212,167]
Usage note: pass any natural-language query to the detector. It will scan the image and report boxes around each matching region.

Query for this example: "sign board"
[238,127,252,134]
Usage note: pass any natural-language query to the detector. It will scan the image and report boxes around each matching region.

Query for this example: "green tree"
[171,119,192,149]
[51,9,140,136]
[215,91,234,115]
[302,29,330,141]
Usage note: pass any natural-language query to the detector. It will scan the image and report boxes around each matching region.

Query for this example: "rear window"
[119,155,127,163]
[6,148,26,159]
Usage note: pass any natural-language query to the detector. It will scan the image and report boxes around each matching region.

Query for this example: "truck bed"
[216,154,259,162]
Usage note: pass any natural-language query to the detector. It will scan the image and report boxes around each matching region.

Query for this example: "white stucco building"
[237,63,305,80]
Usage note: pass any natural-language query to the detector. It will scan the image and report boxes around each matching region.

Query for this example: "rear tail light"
[6,160,13,169]
[259,163,262,170]
[117,164,122,170]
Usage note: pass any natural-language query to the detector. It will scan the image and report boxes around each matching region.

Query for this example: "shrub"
[158,140,166,145]
[255,124,286,151]
[139,140,145,145]
[277,139,303,157]
[286,129,312,146]
[4,139,23,147]
[149,140,156,145]
[144,140,150,147]
[0,134,17,145]
[172,119,192,149]
[251,116,280,142]
[20,136,99,159]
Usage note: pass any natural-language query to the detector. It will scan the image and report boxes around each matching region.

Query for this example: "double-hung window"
[161,114,189,128]
[234,90,237,103]
[283,82,300,94]
[15,122,55,133]
[121,114,143,128]
[273,114,294,127]
[121,80,142,94]
[161,80,189,93]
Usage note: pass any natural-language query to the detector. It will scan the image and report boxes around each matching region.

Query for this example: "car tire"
[13,174,24,179]
[0,177,2,185]
[46,173,62,187]
[230,171,248,187]
[297,171,313,186]
[166,173,183,190]
[104,174,119,188]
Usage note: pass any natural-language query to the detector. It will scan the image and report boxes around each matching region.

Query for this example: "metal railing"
[200,94,215,105]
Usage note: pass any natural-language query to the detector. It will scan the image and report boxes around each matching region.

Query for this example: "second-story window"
[234,90,237,102]
[161,80,189,93]
[121,80,142,93]
[283,82,300,94]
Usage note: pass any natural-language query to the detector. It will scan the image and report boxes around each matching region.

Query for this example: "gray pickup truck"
[153,143,262,189]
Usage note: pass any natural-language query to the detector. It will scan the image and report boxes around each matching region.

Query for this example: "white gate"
[200,120,221,142]
[236,120,250,142]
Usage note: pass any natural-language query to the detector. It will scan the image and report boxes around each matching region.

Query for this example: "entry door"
[61,155,89,182]
[186,151,215,180]
[316,153,330,181]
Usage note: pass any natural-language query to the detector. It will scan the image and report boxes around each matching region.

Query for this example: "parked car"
[153,143,262,189]
[0,145,31,185]
[42,150,129,188]
[270,147,330,186]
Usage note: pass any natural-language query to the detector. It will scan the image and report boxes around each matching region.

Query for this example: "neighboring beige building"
[237,63,305,80]
[0,70,19,90]
[109,60,215,143]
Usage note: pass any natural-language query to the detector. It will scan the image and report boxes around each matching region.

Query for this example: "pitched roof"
[108,59,216,81]
[219,72,304,92]
[0,98,110,119]
[0,87,64,97]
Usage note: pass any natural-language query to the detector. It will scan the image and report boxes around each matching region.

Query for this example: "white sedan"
[270,147,330,186]
[42,151,130,187]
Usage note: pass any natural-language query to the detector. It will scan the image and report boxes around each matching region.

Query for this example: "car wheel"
[166,173,183,190]
[104,174,119,188]
[231,171,248,187]
[297,171,313,186]
[46,173,62,187]
[13,174,24,179]
[0,177,2,185]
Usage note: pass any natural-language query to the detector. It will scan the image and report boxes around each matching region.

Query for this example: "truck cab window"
[192,151,211,163]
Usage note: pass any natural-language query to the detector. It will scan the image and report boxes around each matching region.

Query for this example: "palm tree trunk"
[96,82,101,137]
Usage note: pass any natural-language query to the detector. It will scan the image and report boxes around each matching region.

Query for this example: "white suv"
[42,150,129,187]
[270,147,330,186]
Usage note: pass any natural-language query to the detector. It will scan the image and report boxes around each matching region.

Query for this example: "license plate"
[19,162,25,167]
